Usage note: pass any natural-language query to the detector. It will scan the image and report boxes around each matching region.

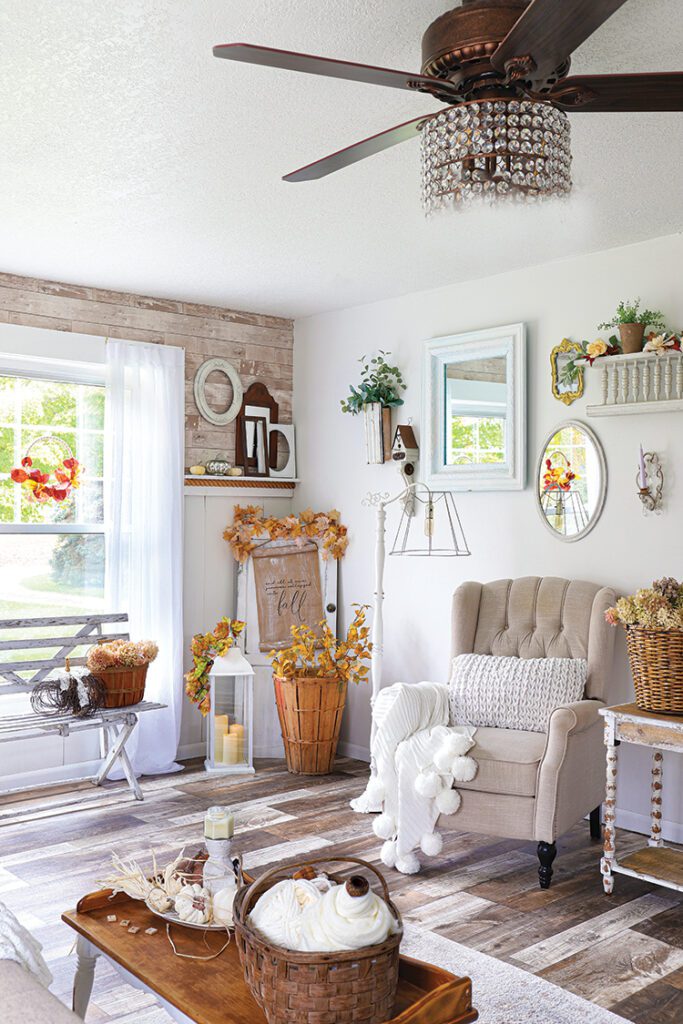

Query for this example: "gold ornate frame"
[551,339,584,406]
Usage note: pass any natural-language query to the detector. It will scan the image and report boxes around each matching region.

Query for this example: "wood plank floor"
[1,756,682,1024]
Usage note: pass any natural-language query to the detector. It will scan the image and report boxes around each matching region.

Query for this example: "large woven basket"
[273,675,347,775]
[233,857,402,1024]
[96,665,148,708]
[627,626,683,715]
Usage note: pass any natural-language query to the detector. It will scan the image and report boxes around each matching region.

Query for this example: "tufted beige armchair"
[447,576,616,888]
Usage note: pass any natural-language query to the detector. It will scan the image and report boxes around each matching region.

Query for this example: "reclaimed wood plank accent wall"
[0,272,294,468]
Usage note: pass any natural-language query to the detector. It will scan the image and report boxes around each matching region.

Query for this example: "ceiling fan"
[214,0,683,211]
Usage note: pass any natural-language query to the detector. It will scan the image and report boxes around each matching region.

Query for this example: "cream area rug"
[402,925,628,1024]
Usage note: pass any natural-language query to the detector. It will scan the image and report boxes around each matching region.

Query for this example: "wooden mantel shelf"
[184,475,297,495]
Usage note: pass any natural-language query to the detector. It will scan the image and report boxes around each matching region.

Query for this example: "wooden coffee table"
[63,890,477,1024]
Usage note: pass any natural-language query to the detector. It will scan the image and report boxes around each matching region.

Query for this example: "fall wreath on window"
[10,435,82,504]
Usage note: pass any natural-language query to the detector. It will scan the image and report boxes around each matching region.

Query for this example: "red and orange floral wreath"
[223,505,349,563]
[11,455,81,504]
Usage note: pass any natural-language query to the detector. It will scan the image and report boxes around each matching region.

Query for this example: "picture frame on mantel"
[422,323,526,491]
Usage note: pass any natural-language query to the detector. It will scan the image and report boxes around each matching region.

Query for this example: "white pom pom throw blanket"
[0,900,53,988]
[355,682,477,875]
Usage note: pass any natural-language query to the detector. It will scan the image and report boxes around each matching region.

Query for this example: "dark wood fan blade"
[491,0,629,85]
[213,43,460,99]
[547,73,683,112]
[282,112,438,182]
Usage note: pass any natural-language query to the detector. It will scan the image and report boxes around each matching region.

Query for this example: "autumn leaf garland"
[223,505,349,563]
[185,617,246,715]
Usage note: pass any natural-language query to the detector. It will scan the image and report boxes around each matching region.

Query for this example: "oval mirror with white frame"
[536,421,607,542]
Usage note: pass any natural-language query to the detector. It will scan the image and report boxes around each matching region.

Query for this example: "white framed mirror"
[422,323,526,491]
[536,420,607,542]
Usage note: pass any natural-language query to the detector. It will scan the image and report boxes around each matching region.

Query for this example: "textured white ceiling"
[0,1,681,319]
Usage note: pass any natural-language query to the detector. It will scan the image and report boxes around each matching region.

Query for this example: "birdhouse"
[392,425,419,476]
[206,646,255,775]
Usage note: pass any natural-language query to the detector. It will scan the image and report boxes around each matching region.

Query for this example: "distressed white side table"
[600,703,683,894]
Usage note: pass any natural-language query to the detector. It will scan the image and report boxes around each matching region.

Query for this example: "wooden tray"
[63,890,477,1024]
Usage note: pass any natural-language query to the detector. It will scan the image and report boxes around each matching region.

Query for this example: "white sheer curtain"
[105,340,184,776]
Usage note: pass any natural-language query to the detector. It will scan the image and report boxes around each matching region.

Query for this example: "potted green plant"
[598,299,667,354]
[340,352,405,463]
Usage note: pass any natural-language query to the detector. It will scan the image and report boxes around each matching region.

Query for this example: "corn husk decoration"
[30,657,106,719]
[99,850,187,910]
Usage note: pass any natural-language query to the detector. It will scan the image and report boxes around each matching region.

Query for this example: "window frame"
[0,354,105,536]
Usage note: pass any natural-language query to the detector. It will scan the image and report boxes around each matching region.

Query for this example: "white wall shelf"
[587,350,683,417]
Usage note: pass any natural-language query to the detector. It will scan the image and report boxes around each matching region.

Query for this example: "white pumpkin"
[174,884,212,925]
[212,884,236,928]
[147,886,173,914]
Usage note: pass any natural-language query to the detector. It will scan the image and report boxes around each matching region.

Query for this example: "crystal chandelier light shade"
[420,98,572,214]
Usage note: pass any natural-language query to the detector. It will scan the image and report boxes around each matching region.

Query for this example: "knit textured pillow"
[449,653,588,733]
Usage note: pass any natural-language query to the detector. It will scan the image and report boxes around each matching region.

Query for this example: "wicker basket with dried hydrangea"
[606,578,683,715]
[87,639,159,708]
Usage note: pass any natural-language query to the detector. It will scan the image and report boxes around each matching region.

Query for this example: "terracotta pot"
[618,323,646,354]
[273,675,347,775]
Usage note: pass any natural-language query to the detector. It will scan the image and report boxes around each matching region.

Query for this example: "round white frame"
[193,358,243,426]
[535,419,607,543]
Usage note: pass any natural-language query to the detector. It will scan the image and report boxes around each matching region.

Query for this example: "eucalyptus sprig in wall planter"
[341,352,406,464]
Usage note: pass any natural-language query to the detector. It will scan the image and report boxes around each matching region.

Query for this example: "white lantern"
[205,646,255,775]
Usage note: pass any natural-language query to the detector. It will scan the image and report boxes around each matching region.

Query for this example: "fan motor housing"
[422,0,568,95]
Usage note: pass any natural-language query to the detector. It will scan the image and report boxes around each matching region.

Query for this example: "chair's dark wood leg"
[590,806,602,841]
[537,841,557,889]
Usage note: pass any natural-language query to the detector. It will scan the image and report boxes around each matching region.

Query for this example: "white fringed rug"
[402,924,628,1024]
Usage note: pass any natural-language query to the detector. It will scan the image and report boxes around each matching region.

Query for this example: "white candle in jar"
[204,805,234,840]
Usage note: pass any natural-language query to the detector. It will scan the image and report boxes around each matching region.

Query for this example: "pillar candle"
[214,715,229,763]
[223,732,239,764]
[229,723,244,761]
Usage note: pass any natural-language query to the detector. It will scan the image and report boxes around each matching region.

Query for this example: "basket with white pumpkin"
[233,856,402,1024]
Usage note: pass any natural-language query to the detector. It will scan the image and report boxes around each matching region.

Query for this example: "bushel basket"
[233,856,403,1024]
[273,675,347,775]
[627,626,683,715]
[95,664,149,708]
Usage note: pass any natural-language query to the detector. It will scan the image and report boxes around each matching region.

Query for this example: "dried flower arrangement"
[223,505,349,564]
[559,337,623,385]
[87,640,159,673]
[605,578,683,632]
[643,331,682,355]
[269,604,372,685]
[185,617,246,715]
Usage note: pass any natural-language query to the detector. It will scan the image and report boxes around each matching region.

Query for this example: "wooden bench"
[0,613,166,801]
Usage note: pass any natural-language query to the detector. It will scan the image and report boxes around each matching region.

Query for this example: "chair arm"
[548,699,605,741]
[534,699,606,843]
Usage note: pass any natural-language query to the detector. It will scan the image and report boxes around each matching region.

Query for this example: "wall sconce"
[637,447,664,516]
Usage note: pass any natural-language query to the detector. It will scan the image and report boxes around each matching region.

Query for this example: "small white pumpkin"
[212,884,236,928]
[175,884,212,925]
[147,886,173,914]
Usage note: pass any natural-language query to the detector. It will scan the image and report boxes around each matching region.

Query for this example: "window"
[0,367,106,623]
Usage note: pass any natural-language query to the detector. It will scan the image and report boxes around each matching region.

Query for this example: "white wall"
[294,231,683,838]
